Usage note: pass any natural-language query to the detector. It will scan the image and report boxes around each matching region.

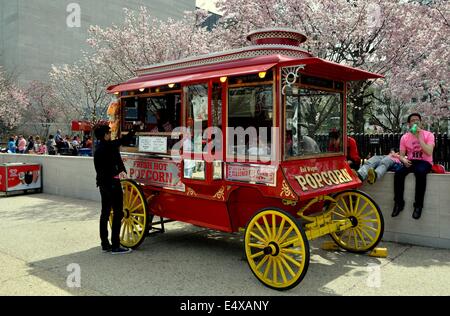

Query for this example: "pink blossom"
[0,67,29,129]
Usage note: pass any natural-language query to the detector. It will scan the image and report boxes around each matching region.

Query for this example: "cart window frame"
[182,79,226,183]
[225,70,276,164]
[119,89,183,156]
[283,84,344,161]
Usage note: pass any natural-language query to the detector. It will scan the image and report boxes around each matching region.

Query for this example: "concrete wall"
[0,153,100,202]
[0,0,19,69]
[361,173,450,249]
[1,153,449,249]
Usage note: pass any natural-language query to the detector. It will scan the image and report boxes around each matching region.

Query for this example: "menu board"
[138,136,167,153]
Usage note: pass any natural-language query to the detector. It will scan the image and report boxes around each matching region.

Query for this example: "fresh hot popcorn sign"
[122,155,184,191]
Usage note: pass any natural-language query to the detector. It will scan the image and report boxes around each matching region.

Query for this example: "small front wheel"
[109,179,149,249]
[330,190,384,253]
[245,208,310,291]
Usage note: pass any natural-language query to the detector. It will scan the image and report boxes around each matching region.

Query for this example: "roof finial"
[247,28,307,47]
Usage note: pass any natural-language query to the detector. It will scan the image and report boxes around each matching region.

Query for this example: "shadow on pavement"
[0,194,99,222]
[26,227,394,296]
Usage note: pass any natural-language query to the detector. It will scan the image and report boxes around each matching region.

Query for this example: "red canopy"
[279,57,384,81]
[107,56,383,94]
[107,62,277,93]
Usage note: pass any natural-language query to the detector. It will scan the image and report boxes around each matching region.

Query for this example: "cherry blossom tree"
[53,1,448,135]
[49,54,115,127]
[23,81,61,137]
[214,0,449,133]
[370,0,450,131]
[49,7,221,136]
[86,7,222,82]
[0,67,29,135]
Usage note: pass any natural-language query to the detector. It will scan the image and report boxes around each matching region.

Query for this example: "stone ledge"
[361,172,450,249]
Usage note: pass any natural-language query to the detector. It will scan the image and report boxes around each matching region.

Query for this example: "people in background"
[285,130,320,156]
[7,137,16,153]
[25,135,35,153]
[46,135,57,155]
[17,135,27,154]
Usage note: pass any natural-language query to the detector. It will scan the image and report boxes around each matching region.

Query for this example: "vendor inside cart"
[120,87,182,152]
[149,109,174,132]
[227,71,274,161]
[284,84,343,159]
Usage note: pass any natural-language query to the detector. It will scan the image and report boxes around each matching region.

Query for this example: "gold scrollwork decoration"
[213,186,226,201]
[186,187,197,197]
[282,199,297,206]
[280,180,296,199]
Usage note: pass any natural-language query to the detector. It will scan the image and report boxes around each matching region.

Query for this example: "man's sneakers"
[102,244,132,254]
[367,168,377,185]
[111,246,132,255]
[102,244,112,253]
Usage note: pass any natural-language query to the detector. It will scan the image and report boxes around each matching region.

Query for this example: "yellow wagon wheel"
[245,208,310,291]
[330,190,384,253]
[109,179,148,249]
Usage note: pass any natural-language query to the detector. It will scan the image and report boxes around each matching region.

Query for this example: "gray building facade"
[0,0,195,87]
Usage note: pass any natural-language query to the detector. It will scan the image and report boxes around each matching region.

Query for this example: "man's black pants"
[99,179,123,249]
[394,160,432,208]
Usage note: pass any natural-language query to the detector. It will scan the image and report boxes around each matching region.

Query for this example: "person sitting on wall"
[392,113,435,220]
[84,136,93,149]
[356,148,403,184]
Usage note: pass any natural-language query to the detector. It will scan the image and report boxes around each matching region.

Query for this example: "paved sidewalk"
[0,193,449,296]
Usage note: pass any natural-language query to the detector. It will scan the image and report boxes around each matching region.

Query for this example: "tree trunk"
[352,97,365,134]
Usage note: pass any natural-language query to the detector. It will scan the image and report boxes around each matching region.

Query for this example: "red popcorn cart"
[0,163,42,196]
[106,28,385,290]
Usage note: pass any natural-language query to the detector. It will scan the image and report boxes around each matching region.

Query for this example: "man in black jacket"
[94,125,136,254]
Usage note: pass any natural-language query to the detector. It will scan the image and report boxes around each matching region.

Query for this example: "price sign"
[138,136,167,153]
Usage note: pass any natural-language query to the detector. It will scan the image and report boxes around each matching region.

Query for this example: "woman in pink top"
[17,135,27,153]
[393,113,435,220]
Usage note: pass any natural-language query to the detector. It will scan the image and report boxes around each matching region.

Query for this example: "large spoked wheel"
[330,190,384,253]
[109,179,148,249]
[245,208,310,291]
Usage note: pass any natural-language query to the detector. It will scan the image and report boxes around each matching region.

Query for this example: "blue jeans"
[358,155,402,180]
